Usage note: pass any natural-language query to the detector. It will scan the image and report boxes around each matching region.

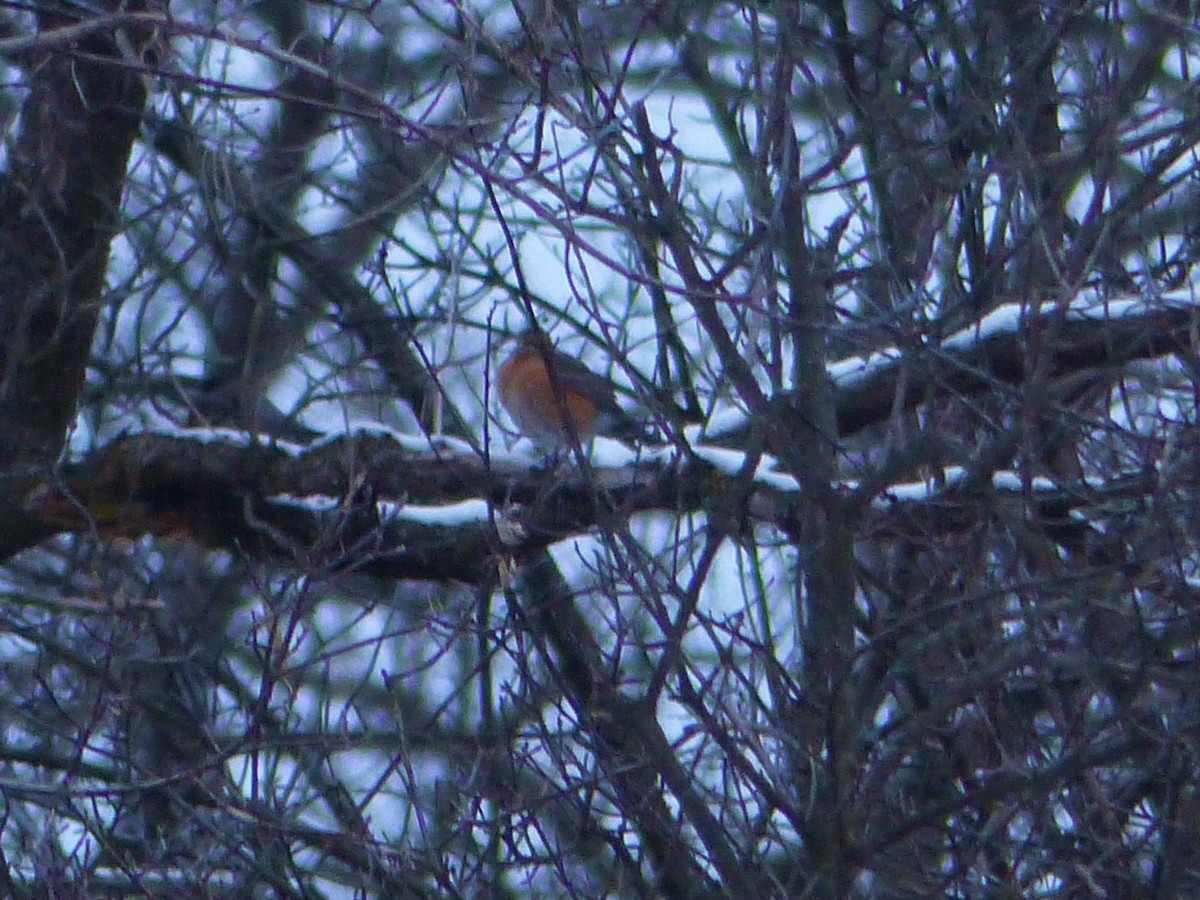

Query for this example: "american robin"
[496,329,650,447]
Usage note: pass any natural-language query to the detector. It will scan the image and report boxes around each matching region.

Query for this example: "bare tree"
[0,0,1198,897]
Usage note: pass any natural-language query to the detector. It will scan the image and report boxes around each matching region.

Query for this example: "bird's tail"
[606,408,660,445]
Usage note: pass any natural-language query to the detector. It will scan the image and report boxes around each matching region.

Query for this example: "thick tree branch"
[0,3,157,467]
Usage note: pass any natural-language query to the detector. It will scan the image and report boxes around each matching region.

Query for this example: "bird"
[496,328,652,448]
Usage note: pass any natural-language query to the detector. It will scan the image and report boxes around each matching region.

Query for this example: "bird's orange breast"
[498,350,603,444]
